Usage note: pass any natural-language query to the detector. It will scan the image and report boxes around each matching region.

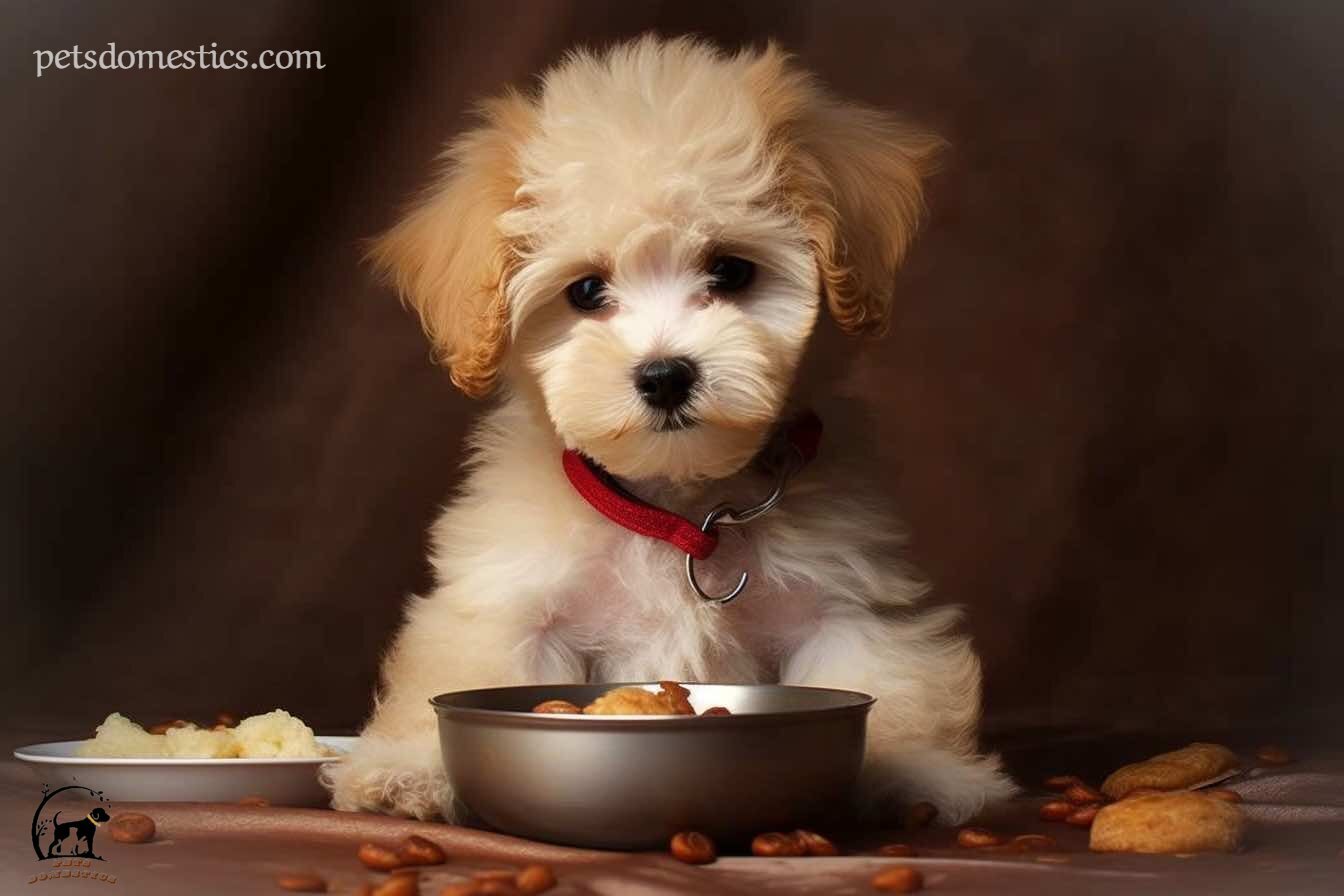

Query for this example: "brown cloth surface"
[5,724,1343,894]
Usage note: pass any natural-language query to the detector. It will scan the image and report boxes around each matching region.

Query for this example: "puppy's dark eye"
[708,255,755,292]
[566,275,607,312]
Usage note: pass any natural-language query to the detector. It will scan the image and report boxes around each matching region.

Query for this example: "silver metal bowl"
[431,683,873,850]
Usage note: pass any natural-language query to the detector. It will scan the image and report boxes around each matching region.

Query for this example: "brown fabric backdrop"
[3,1,1341,759]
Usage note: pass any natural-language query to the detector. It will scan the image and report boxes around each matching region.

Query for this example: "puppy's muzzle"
[634,356,697,411]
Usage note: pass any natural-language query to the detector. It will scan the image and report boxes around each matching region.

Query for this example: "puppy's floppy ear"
[744,45,945,336]
[369,91,535,397]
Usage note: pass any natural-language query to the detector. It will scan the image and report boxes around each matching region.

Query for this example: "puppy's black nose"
[634,357,697,410]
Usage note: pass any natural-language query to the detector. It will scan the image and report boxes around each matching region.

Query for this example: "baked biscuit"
[1089,792,1245,854]
[582,682,696,716]
[1101,742,1240,799]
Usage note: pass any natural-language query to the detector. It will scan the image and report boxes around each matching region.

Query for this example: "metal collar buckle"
[684,441,806,605]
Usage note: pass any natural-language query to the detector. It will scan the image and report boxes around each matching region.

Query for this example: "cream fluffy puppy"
[323,36,1016,824]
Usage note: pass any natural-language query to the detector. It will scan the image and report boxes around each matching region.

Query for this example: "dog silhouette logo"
[30,784,113,861]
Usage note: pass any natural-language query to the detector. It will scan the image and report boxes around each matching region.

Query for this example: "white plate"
[13,736,355,807]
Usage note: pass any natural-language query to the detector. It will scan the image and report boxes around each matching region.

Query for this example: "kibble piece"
[1066,804,1102,827]
[531,700,582,714]
[1064,782,1106,805]
[1101,743,1240,799]
[793,829,838,856]
[658,680,696,714]
[372,871,420,896]
[1039,800,1073,821]
[905,801,938,830]
[751,831,808,856]
[1256,744,1294,766]
[397,835,447,866]
[957,827,1004,848]
[437,885,477,896]
[1013,834,1058,850]
[515,864,557,894]
[106,812,156,844]
[877,843,916,857]
[276,872,328,893]
[871,865,924,892]
[1045,774,1084,791]
[701,706,732,716]
[358,842,404,871]
[1090,791,1245,854]
[669,831,716,864]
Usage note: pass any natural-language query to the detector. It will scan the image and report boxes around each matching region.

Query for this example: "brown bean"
[701,706,732,716]
[1120,787,1166,800]
[106,812,155,844]
[1045,774,1084,791]
[1064,782,1106,805]
[1013,834,1058,850]
[437,885,478,896]
[238,795,270,807]
[358,842,404,871]
[1203,788,1243,803]
[1039,800,1073,821]
[905,801,938,830]
[276,872,328,893]
[871,865,924,892]
[669,831,716,864]
[793,829,839,856]
[957,826,1004,848]
[751,831,808,857]
[1065,804,1101,827]
[397,835,447,866]
[877,843,917,857]
[1256,745,1294,766]
[372,871,419,896]
[515,864,556,894]
[530,700,582,714]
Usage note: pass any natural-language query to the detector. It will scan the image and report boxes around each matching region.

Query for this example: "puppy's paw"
[860,746,1019,827]
[320,733,454,821]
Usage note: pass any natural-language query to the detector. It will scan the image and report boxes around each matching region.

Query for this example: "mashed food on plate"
[78,710,338,759]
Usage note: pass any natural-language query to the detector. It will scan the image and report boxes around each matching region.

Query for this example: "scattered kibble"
[871,865,923,892]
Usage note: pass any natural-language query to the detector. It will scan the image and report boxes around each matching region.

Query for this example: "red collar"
[561,412,822,560]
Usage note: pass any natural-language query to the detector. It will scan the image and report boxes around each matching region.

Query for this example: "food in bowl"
[530,680,729,716]
[77,709,339,759]
[437,683,872,849]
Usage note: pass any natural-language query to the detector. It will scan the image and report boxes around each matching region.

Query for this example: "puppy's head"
[373,36,941,481]
[89,807,110,823]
